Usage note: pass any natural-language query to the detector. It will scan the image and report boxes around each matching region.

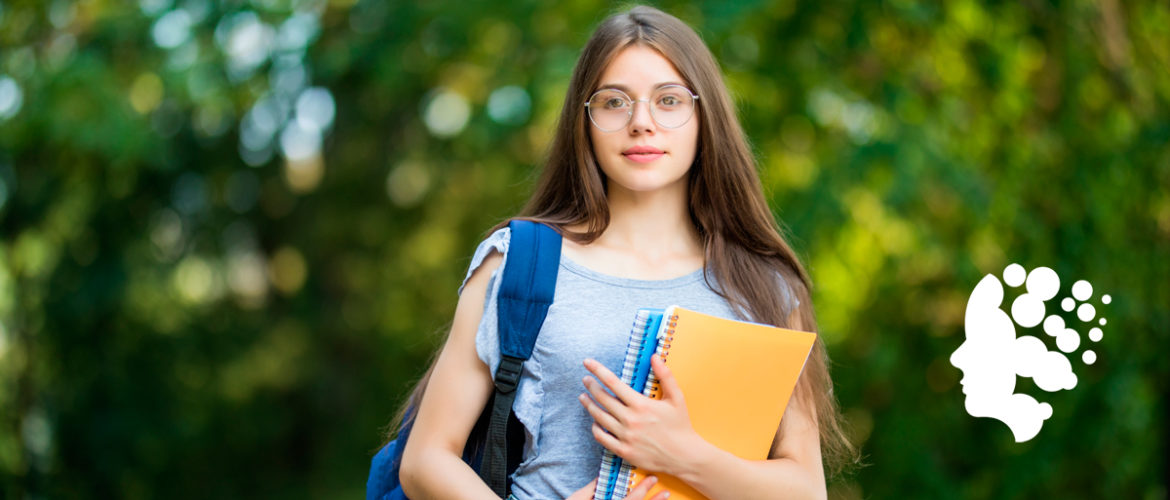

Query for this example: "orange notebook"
[614,306,817,500]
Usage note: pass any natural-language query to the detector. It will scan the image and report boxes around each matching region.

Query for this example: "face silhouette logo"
[950,264,1111,442]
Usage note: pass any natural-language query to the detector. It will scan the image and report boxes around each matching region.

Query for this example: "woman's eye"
[659,96,679,106]
[605,98,626,109]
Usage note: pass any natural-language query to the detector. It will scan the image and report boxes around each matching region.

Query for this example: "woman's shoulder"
[469,219,564,260]
[458,226,512,296]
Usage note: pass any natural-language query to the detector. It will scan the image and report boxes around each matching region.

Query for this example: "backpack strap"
[480,219,561,496]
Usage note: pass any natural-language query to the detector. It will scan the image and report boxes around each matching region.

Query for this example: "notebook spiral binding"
[621,313,680,497]
[594,311,654,500]
[647,315,678,400]
[601,310,680,500]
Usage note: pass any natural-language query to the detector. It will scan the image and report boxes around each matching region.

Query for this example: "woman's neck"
[595,182,703,263]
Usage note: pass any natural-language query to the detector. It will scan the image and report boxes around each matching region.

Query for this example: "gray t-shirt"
[458,227,798,499]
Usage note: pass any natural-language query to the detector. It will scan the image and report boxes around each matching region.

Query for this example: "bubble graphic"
[1003,263,1026,287]
[1102,294,1112,305]
[1025,267,1060,300]
[1072,280,1093,301]
[952,266,1106,443]
[1056,329,1081,353]
[1076,303,1096,322]
[1099,318,1107,326]
[1011,294,1045,328]
[1042,315,1065,336]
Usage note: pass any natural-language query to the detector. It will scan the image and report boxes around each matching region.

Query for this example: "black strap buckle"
[495,356,523,393]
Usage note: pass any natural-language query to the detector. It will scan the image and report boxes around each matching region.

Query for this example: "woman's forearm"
[672,439,827,500]
[399,447,499,500]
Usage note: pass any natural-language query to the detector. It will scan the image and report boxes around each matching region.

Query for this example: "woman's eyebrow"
[597,81,687,92]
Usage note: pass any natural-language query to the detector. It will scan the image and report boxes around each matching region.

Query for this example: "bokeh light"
[151,10,193,50]
[487,85,531,125]
[0,76,23,121]
[422,88,471,138]
[386,160,432,208]
[268,246,307,295]
[294,87,336,132]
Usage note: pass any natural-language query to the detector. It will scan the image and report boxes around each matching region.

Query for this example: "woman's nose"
[628,99,655,132]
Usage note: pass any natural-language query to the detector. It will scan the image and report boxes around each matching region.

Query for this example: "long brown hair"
[390,4,857,478]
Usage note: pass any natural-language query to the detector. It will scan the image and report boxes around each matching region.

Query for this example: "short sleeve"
[458,227,511,378]
[776,271,801,313]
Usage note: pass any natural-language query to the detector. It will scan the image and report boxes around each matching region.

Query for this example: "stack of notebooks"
[591,306,817,500]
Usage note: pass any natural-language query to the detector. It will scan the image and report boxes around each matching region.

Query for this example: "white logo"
[950,263,1110,442]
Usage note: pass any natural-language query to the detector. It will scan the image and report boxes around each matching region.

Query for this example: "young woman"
[397,6,853,499]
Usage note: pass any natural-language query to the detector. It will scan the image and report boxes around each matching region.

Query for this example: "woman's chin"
[606,176,687,195]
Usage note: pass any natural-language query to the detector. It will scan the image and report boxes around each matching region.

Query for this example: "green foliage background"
[1,0,1167,498]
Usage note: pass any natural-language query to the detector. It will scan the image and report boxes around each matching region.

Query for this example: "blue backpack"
[366,220,562,499]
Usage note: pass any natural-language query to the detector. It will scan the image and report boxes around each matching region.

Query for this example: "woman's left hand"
[579,355,704,477]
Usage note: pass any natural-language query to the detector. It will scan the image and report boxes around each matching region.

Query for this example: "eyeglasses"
[584,85,699,132]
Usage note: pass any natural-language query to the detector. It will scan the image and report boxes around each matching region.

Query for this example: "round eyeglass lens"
[650,86,695,128]
[587,90,632,131]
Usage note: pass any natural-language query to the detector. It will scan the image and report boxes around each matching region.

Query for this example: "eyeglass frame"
[583,84,700,132]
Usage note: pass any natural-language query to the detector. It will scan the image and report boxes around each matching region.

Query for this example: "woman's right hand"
[566,476,670,500]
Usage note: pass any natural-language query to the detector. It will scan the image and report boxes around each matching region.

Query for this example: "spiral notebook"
[592,309,665,500]
[592,306,817,500]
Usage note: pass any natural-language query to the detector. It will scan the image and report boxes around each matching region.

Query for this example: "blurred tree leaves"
[0,0,1167,498]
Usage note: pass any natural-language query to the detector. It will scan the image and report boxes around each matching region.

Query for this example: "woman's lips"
[623,152,664,163]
